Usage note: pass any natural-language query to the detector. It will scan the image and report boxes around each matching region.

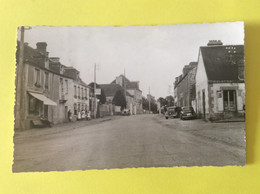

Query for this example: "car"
[121,109,130,116]
[165,106,181,119]
[180,106,196,120]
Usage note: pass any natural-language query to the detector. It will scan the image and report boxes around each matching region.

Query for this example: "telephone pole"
[15,26,25,130]
[93,63,97,119]
[148,86,151,114]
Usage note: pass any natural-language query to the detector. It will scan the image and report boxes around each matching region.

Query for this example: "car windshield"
[182,107,193,111]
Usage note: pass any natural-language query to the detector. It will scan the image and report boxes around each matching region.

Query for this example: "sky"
[21,22,244,99]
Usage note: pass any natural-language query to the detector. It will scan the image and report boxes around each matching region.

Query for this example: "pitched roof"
[111,75,142,92]
[200,45,244,82]
[99,84,133,97]
[17,41,46,67]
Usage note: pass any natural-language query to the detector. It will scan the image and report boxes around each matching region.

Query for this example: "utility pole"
[148,86,151,114]
[124,68,126,99]
[15,26,25,130]
[93,63,97,119]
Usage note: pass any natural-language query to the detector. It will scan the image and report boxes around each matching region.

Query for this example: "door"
[44,105,48,119]
[202,90,206,119]
[65,106,68,122]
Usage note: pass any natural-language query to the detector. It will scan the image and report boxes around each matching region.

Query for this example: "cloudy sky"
[22,22,244,98]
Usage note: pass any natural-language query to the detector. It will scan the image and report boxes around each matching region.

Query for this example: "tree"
[158,97,167,107]
[112,90,126,110]
[165,95,174,107]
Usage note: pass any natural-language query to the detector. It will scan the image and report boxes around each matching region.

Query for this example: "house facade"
[195,41,245,120]
[174,62,197,108]
[100,83,134,115]
[63,67,90,118]
[15,42,75,130]
[111,75,143,114]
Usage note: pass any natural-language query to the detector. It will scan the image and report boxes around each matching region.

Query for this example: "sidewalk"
[14,116,121,139]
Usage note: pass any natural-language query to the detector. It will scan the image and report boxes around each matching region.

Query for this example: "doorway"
[202,90,206,119]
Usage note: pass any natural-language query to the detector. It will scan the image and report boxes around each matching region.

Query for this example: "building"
[174,62,198,108]
[15,42,74,129]
[111,75,143,114]
[195,40,245,120]
[99,83,134,115]
[63,67,90,118]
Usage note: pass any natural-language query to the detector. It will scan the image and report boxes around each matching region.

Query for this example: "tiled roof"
[17,41,45,67]
[111,75,142,92]
[200,45,244,82]
[100,84,133,97]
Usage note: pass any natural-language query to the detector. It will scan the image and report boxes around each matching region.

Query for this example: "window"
[65,80,68,94]
[78,86,80,98]
[60,78,63,95]
[223,90,237,111]
[35,68,41,87]
[85,88,87,99]
[44,72,49,89]
[74,85,77,98]
[81,88,83,99]
[74,103,77,115]
[78,103,81,112]
[29,95,41,115]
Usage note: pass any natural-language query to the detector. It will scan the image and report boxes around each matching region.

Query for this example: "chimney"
[50,57,60,63]
[36,42,47,54]
[207,40,223,46]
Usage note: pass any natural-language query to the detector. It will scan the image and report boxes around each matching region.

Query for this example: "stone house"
[174,62,197,108]
[63,67,90,117]
[111,75,143,114]
[99,83,134,115]
[15,42,74,129]
[195,40,245,120]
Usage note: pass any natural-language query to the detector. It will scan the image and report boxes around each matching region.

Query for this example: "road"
[13,114,246,172]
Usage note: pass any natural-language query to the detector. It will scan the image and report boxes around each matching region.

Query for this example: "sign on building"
[95,88,101,95]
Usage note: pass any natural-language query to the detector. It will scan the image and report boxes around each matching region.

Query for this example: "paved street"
[13,114,246,172]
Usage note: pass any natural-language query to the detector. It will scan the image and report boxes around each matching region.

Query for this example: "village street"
[13,114,246,172]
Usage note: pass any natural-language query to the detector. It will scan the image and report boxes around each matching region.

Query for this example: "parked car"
[165,106,181,119]
[121,109,130,116]
[180,106,196,120]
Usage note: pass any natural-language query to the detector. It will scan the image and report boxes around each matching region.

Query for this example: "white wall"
[210,83,245,113]
[195,49,209,114]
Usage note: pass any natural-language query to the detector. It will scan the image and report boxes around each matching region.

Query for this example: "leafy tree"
[158,97,167,107]
[142,97,158,113]
[112,90,126,110]
[165,95,174,107]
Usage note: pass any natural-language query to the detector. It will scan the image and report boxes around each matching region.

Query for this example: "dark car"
[165,106,181,119]
[121,109,130,116]
[180,106,196,120]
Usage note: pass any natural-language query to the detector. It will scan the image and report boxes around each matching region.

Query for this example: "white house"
[196,40,245,121]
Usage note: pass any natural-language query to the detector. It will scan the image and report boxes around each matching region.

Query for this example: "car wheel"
[165,117,168,119]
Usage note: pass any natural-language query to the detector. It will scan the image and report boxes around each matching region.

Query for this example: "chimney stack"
[50,57,60,63]
[36,42,47,54]
[207,40,223,46]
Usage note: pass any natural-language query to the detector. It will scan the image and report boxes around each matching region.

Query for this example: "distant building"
[195,41,245,120]
[111,75,143,114]
[174,62,198,108]
[99,83,134,115]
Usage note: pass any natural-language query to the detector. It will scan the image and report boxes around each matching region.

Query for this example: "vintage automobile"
[165,106,181,119]
[180,106,196,120]
[121,109,130,116]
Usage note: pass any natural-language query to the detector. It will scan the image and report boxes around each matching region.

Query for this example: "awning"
[29,92,57,106]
